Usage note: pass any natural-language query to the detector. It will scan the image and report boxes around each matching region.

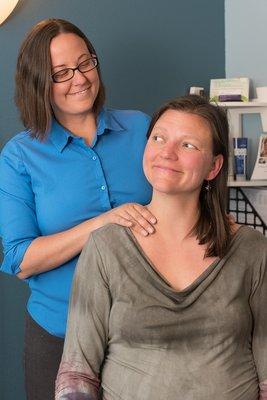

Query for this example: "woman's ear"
[206,154,224,181]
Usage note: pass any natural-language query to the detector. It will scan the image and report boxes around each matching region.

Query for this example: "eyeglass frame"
[51,56,98,83]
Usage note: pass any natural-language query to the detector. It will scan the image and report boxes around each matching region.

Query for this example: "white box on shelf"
[210,78,249,102]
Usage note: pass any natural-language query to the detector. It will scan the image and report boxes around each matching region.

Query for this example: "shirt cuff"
[1,239,33,275]
[259,379,267,400]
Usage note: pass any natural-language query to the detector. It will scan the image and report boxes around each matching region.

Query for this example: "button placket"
[86,148,111,210]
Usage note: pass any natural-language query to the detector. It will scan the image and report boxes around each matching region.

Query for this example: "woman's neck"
[147,192,200,241]
[57,112,97,146]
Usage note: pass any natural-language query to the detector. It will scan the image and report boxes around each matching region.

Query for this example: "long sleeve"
[55,233,111,400]
[249,238,267,398]
[0,139,40,275]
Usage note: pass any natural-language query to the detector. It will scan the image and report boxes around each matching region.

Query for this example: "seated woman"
[55,95,267,400]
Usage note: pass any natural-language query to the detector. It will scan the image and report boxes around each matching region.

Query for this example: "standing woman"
[0,18,155,400]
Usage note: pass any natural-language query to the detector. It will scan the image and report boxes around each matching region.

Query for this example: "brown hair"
[15,18,105,139]
[147,95,231,258]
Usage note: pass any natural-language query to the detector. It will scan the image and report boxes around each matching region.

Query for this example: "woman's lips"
[153,165,181,173]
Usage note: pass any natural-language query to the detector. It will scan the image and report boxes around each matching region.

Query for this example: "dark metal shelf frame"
[228,187,267,236]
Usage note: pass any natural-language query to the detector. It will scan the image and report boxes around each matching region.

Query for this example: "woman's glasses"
[51,57,98,83]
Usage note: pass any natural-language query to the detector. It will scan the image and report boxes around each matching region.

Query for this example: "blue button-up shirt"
[0,108,152,337]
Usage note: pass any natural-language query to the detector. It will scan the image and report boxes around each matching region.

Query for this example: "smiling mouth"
[153,165,181,173]
[69,87,91,95]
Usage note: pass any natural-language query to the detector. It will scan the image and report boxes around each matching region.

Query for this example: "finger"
[123,208,155,234]
[130,223,150,237]
[112,214,133,228]
[132,204,157,224]
[111,210,149,237]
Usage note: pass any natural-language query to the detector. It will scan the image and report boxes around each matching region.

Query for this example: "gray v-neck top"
[56,224,267,400]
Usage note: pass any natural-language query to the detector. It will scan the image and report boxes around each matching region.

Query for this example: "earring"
[205,180,211,191]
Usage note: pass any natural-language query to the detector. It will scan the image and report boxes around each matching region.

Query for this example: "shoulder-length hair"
[146,95,231,258]
[15,18,105,140]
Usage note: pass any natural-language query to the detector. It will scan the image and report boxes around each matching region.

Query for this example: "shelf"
[216,101,267,136]
[228,179,267,187]
[216,101,267,108]
[215,102,267,188]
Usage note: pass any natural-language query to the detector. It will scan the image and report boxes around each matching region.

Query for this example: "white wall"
[225,0,267,95]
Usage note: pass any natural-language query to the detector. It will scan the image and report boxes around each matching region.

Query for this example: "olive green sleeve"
[55,234,111,400]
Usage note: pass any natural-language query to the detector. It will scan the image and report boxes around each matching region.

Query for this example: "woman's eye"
[54,69,69,78]
[152,135,164,142]
[183,142,197,149]
[80,59,92,68]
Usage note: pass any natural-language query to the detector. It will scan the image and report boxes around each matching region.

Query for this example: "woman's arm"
[18,203,156,279]
[55,234,111,399]
[0,141,156,279]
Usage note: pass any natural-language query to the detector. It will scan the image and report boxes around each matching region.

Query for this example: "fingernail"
[150,218,157,224]
[142,230,148,236]
[148,227,154,234]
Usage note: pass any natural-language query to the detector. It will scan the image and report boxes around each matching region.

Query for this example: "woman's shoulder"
[236,225,267,244]
[91,223,129,248]
[1,130,32,158]
[2,130,32,154]
[85,225,132,274]
[231,225,267,264]
[106,108,151,126]
[235,226,267,287]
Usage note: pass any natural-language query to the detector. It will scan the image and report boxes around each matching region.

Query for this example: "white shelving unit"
[228,180,267,187]
[216,101,267,187]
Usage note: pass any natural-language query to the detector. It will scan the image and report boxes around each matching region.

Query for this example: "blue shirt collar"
[49,108,125,152]
[97,108,125,135]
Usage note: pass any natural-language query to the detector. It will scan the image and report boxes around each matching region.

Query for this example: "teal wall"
[0,1,225,399]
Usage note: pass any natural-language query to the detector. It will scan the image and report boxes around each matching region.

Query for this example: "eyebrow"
[152,128,204,143]
[152,126,168,132]
[51,53,91,71]
[153,126,196,137]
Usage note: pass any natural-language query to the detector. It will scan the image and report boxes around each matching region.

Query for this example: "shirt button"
[92,156,97,160]
[101,185,106,190]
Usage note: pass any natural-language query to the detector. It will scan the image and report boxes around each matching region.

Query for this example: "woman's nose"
[159,143,178,160]
[72,69,88,84]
